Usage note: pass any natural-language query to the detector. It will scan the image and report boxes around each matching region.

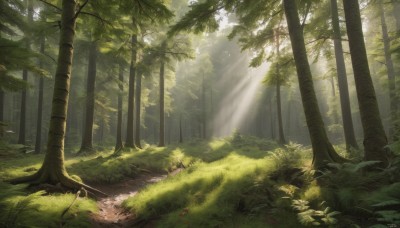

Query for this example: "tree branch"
[38,0,61,11]
[74,0,89,19]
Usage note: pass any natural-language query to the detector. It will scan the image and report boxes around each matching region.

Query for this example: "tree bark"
[79,41,97,153]
[342,0,388,164]
[126,35,137,148]
[330,0,358,150]
[115,64,124,151]
[379,1,398,140]
[9,0,105,196]
[0,90,4,139]
[35,37,45,153]
[158,44,166,147]
[283,0,345,168]
[135,71,142,149]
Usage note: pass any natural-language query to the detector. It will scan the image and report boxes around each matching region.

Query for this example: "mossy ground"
[1,136,399,227]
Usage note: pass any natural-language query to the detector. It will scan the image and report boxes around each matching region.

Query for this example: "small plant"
[291,199,340,226]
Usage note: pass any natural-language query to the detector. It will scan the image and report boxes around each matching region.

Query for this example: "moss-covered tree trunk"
[35,37,45,153]
[126,35,137,148]
[0,90,4,139]
[330,0,358,150]
[342,0,388,164]
[79,42,97,153]
[158,46,166,147]
[115,64,124,151]
[135,71,142,149]
[283,0,345,168]
[379,1,398,140]
[9,0,104,195]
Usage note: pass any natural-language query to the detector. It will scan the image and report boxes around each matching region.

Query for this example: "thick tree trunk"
[135,71,142,149]
[379,1,398,140]
[79,42,97,153]
[283,0,345,168]
[126,35,137,148]
[331,0,358,150]
[342,0,388,164]
[35,37,45,153]
[9,0,105,196]
[158,46,166,147]
[115,64,124,151]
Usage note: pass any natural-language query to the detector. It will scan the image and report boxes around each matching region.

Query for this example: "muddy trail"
[89,170,181,228]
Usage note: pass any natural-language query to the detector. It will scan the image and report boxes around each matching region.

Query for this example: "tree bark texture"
[80,42,97,152]
[126,35,137,148]
[283,0,345,168]
[330,0,358,150]
[342,0,388,163]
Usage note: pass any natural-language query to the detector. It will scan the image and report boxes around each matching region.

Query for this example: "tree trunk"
[179,114,183,143]
[283,0,345,168]
[202,73,206,139]
[342,0,388,164]
[115,64,124,151]
[275,28,286,145]
[135,71,142,149]
[126,35,137,148]
[0,90,4,139]
[393,1,400,34]
[35,37,45,153]
[379,1,398,140]
[79,41,97,153]
[330,0,358,150]
[9,0,105,196]
[158,44,166,147]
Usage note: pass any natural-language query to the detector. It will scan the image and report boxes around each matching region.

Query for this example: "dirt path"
[89,173,166,227]
[89,170,182,228]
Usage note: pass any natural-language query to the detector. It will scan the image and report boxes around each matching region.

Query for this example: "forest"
[1,0,400,227]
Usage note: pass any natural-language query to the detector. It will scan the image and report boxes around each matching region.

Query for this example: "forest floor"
[89,169,182,228]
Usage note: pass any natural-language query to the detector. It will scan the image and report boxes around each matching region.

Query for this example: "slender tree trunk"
[379,1,398,140]
[79,42,97,153]
[330,0,358,150]
[179,114,183,143]
[0,90,4,139]
[35,37,45,153]
[342,0,388,164]
[10,0,105,196]
[202,73,206,139]
[393,1,400,33]
[275,28,286,145]
[283,0,345,168]
[126,35,137,148]
[18,0,33,145]
[158,44,166,147]
[135,71,142,149]
[270,97,275,139]
[115,64,124,151]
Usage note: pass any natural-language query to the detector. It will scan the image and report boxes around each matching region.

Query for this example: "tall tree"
[9,0,103,195]
[283,0,345,167]
[378,1,398,139]
[18,0,33,145]
[342,0,388,164]
[158,42,166,146]
[115,64,124,151]
[330,0,358,150]
[135,69,143,149]
[34,37,45,153]
[79,41,97,153]
[125,34,137,148]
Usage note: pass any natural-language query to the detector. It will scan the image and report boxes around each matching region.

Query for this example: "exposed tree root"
[7,169,107,197]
